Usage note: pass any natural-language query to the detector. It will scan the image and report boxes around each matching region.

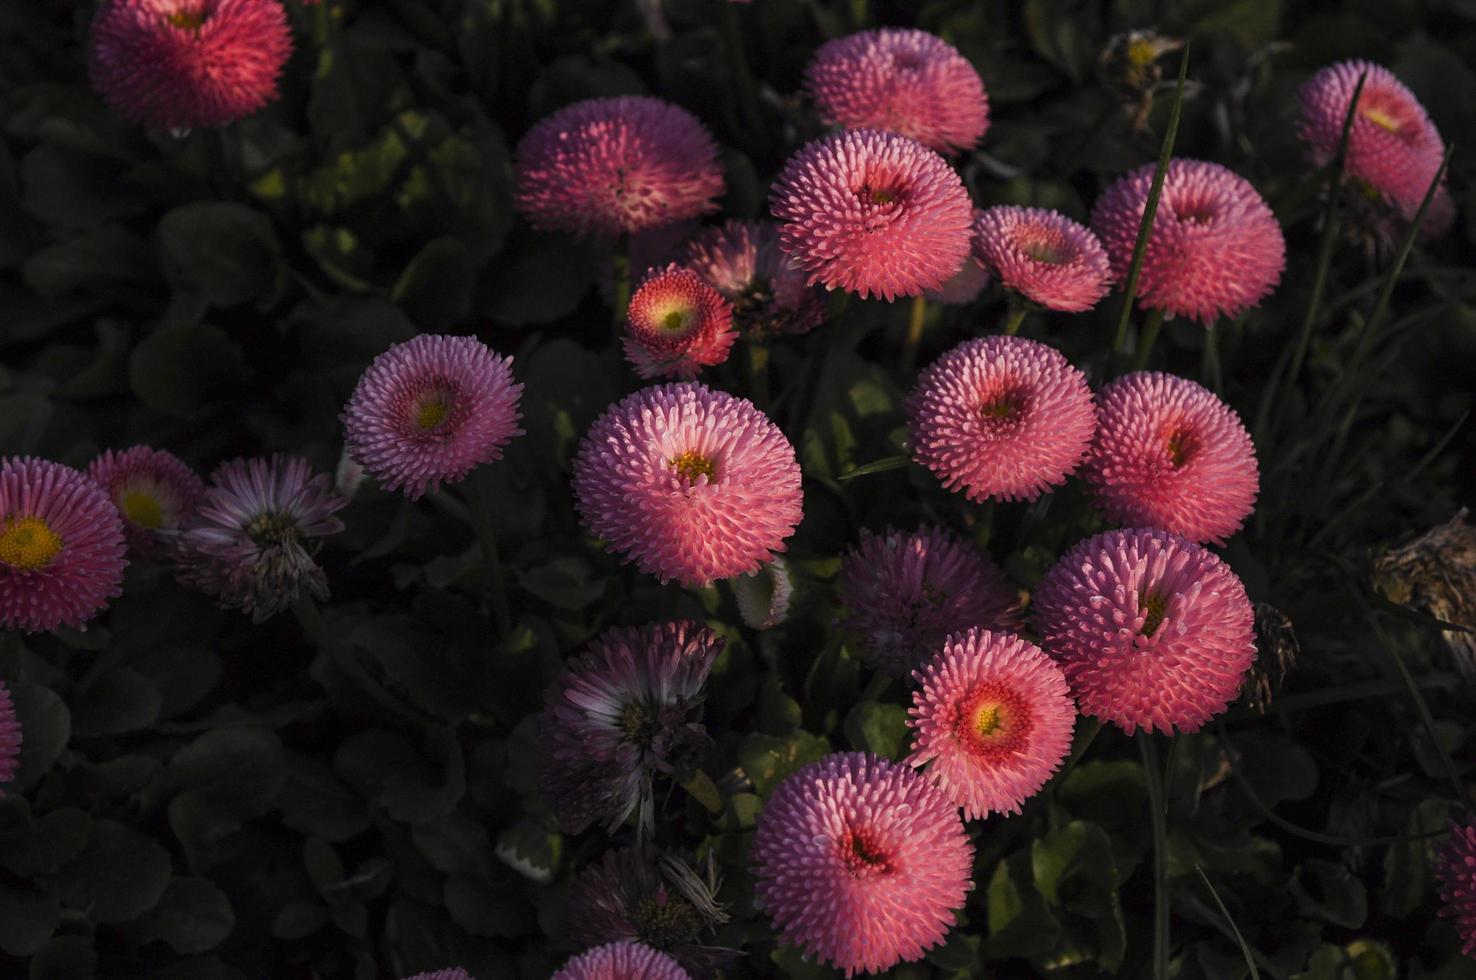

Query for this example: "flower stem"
[1139,731,1170,980]
[1201,322,1222,394]
[747,341,771,412]
[1132,308,1167,371]
[1001,303,1029,336]
[901,295,928,375]
[720,1,763,143]
[469,471,512,638]
[611,241,631,330]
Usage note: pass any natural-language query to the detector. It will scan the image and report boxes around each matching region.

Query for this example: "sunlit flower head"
[623,264,737,379]
[88,446,205,558]
[684,220,827,337]
[1436,818,1476,956]
[551,942,691,980]
[971,206,1112,312]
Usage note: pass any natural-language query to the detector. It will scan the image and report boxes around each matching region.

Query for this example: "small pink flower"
[805,28,989,155]
[1436,818,1476,956]
[972,206,1112,312]
[88,446,205,558]
[551,941,691,980]
[1082,372,1258,545]
[771,129,974,301]
[622,264,737,379]
[907,629,1076,819]
[685,220,827,336]
[0,681,21,795]
[907,336,1097,502]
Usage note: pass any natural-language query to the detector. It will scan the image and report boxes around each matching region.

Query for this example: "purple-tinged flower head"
[342,334,524,501]
[839,526,1020,678]
[1032,528,1256,735]
[907,336,1097,503]
[907,629,1075,819]
[623,264,737,380]
[0,681,20,795]
[684,220,827,337]
[0,457,128,634]
[750,752,973,977]
[401,971,472,980]
[552,942,691,980]
[972,206,1112,312]
[771,129,974,301]
[804,29,989,156]
[1082,372,1258,544]
[1436,818,1476,956]
[1091,159,1286,325]
[87,446,204,558]
[573,383,803,588]
[88,0,293,132]
[515,96,724,238]
[538,622,723,836]
[171,455,346,623]
[732,557,794,631]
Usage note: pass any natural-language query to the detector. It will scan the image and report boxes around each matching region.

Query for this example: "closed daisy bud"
[623,264,737,379]
[88,446,205,558]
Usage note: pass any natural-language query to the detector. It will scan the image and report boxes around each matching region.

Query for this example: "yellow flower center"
[165,9,208,30]
[671,450,716,483]
[415,396,451,431]
[973,702,1004,738]
[0,515,63,571]
[1022,238,1070,265]
[1166,428,1195,467]
[1361,106,1402,134]
[121,490,165,529]
[1127,38,1160,69]
[659,306,695,334]
[856,184,899,206]
[1140,591,1169,637]
[980,391,1021,420]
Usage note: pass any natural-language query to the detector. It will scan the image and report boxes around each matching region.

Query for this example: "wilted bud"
[1099,30,1184,130]
[732,557,795,630]
[1373,508,1476,676]
[1244,602,1299,713]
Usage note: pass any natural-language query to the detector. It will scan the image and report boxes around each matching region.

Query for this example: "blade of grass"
[837,454,910,480]
[1194,867,1261,980]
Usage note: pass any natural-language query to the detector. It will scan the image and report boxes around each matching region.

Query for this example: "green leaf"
[481,228,596,327]
[167,727,287,820]
[1031,820,1127,969]
[1381,798,1448,917]
[843,700,911,760]
[0,806,91,877]
[517,557,604,611]
[9,682,70,795]
[52,819,172,925]
[736,730,830,797]
[0,883,59,957]
[443,874,534,938]
[70,668,162,736]
[413,813,493,875]
[984,850,1063,957]
[1291,859,1367,929]
[21,224,157,298]
[156,202,281,306]
[333,728,466,824]
[137,877,236,955]
[279,754,370,843]
[494,820,562,884]
[27,935,95,980]
[302,224,375,292]
[271,901,329,940]
[129,322,249,419]
[391,236,474,327]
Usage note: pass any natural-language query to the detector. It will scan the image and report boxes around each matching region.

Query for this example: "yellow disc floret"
[0,514,63,571]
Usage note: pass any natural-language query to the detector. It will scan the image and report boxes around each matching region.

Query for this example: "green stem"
[901,295,928,375]
[719,2,763,142]
[1201,322,1222,394]
[747,341,771,412]
[469,472,512,638]
[1140,732,1170,980]
[1132,308,1167,371]
[611,241,631,330]
[1001,303,1029,336]
[848,0,867,29]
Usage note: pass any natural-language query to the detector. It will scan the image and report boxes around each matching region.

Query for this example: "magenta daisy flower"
[88,0,293,132]
[907,336,1097,503]
[750,752,973,977]
[1091,159,1286,325]
[572,383,803,588]
[1436,818,1476,955]
[907,629,1075,819]
[839,526,1019,677]
[87,446,205,558]
[538,622,722,835]
[0,681,20,795]
[622,264,737,379]
[1032,528,1256,735]
[972,206,1112,312]
[171,455,346,623]
[684,220,827,337]
[770,129,974,301]
[1082,372,1259,545]
[804,28,989,156]
[552,942,690,980]
[0,457,128,634]
[732,557,794,631]
[515,96,724,238]
[342,334,525,501]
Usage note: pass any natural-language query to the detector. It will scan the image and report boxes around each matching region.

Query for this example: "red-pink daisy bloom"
[515,96,724,238]
[684,220,826,336]
[839,526,1019,677]
[907,629,1075,819]
[572,383,803,587]
[750,752,973,977]
[1298,60,1454,238]
[87,446,205,558]
[1437,818,1476,955]
[1091,159,1286,325]
[342,334,525,501]
[907,336,1096,502]
[551,941,691,980]
[1032,528,1256,735]
[0,457,127,634]
[88,0,293,132]
[770,129,973,301]
[804,28,989,156]
[0,681,20,795]
[972,206,1112,312]
[622,264,737,379]
[1082,372,1259,545]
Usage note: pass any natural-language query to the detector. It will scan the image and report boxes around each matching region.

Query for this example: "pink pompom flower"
[0,457,128,634]
[907,629,1075,820]
[684,220,827,337]
[342,334,524,501]
[572,382,802,587]
[551,941,691,980]
[1437,818,1476,956]
[804,28,989,155]
[87,446,205,558]
[515,96,724,238]
[771,129,974,301]
[1091,159,1286,325]
[750,752,973,977]
[839,526,1019,677]
[0,681,20,794]
[88,0,293,132]
[972,206,1112,312]
[622,264,737,379]
[1032,528,1256,735]
[1082,371,1259,545]
[907,336,1097,503]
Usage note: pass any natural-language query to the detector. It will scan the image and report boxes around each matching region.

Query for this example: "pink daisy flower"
[804,28,989,156]
[907,336,1097,503]
[839,526,1019,677]
[750,752,973,977]
[551,942,691,980]
[342,334,524,501]
[599,221,702,305]
[87,446,205,558]
[1437,818,1476,955]
[171,455,346,623]
[0,681,20,795]
[622,264,737,379]
[684,220,826,337]
[1091,159,1286,325]
[972,206,1112,312]
[1032,528,1256,735]
[0,457,128,634]
[1082,372,1259,545]
[770,129,974,301]
[907,629,1075,819]
[1298,60,1454,238]
[515,96,724,238]
[88,0,293,132]
[572,382,803,588]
